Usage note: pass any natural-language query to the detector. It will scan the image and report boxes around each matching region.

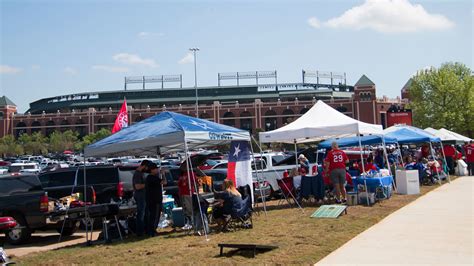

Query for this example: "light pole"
[189,48,199,117]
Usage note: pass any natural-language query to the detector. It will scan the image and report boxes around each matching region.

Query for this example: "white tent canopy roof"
[439,128,472,142]
[424,127,458,142]
[259,100,383,143]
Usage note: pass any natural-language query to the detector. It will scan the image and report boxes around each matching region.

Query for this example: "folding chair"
[222,196,253,231]
[277,177,295,206]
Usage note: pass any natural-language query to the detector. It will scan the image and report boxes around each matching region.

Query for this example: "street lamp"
[189,48,200,117]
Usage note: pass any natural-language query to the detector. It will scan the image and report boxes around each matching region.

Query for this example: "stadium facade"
[0,71,411,138]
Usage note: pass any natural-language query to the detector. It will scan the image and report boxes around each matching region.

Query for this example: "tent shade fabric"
[439,128,472,142]
[318,135,398,149]
[259,100,383,143]
[424,128,461,143]
[84,111,250,157]
[384,126,440,144]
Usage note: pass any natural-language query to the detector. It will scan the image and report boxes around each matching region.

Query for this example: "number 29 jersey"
[327,149,349,171]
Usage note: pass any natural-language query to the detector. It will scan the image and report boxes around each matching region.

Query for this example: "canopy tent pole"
[381,136,396,192]
[397,142,405,167]
[438,141,451,183]
[429,141,442,185]
[251,136,304,211]
[358,134,370,206]
[249,139,267,216]
[83,154,92,245]
[294,140,298,169]
[184,140,209,241]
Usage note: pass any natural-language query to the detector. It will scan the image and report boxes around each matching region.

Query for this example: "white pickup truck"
[8,163,41,174]
[252,152,317,195]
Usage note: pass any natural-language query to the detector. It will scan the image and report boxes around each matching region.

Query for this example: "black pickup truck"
[37,165,137,204]
[0,174,79,244]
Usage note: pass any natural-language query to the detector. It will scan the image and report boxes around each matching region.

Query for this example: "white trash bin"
[396,170,420,195]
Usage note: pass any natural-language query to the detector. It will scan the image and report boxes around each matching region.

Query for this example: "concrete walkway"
[317,176,474,265]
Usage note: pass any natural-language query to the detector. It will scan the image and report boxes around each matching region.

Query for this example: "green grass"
[16,178,455,265]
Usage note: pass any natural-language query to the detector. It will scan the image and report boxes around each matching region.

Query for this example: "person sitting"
[298,154,310,174]
[360,156,378,174]
[213,180,242,231]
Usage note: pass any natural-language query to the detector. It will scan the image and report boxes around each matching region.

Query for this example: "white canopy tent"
[259,100,383,144]
[259,100,387,206]
[439,128,472,142]
[424,127,458,142]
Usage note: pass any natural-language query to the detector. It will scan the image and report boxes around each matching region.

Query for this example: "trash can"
[396,170,420,195]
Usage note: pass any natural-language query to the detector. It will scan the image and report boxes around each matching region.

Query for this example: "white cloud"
[310,0,454,33]
[178,52,194,64]
[63,67,78,75]
[112,53,158,68]
[307,17,321,29]
[0,65,22,74]
[92,65,129,73]
[137,31,164,38]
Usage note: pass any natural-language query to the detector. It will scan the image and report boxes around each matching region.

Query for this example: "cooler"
[396,170,420,195]
[172,207,185,228]
[346,192,358,206]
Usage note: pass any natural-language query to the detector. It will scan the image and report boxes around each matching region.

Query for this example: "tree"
[408,62,474,137]
[0,135,24,157]
[18,132,48,155]
[48,130,79,153]
[75,128,111,151]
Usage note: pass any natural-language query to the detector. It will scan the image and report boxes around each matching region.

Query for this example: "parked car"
[37,165,137,204]
[203,169,271,201]
[0,174,80,244]
[211,162,228,169]
[8,163,41,174]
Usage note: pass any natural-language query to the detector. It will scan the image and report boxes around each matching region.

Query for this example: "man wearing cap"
[326,142,349,204]
[145,163,167,237]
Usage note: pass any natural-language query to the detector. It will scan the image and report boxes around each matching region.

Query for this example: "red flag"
[112,99,128,133]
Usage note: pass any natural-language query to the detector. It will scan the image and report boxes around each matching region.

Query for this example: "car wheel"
[5,215,31,245]
[57,221,80,236]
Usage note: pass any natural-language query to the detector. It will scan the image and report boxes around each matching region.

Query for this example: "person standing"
[145,163,166,237]
[443,144,458,175]
[326,142,349,204]
[465,141,474,176]
[133,160,150,237]
[178,160,197,230]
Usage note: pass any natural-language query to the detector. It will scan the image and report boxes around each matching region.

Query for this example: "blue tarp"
[318,135,398,149]
[84,111,250,157]
[385,127,440,144]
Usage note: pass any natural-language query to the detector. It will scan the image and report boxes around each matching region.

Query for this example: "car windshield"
[9,165,36,172]
[205,160,218,166]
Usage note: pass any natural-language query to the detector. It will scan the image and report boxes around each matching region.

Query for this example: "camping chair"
[277,177,295,206]
[222,195,253,232]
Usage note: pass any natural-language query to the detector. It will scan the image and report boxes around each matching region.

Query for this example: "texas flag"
[112,99,128,133]
[227,140,253,201]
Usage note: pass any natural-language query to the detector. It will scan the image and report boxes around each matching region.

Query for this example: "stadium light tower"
[189,48,200,117]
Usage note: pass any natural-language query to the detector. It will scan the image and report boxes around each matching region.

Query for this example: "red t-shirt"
[178,171,197,196]
[327,149,349,171]
[443,145,456,158]
[465,145,474,163]
[360,163,377,172]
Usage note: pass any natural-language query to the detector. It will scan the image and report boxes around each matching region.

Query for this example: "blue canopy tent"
[318,135,398,149]
[384,127,440,144]
[85,111,250,156]
[384,125,449,184]
[82,112,258,241]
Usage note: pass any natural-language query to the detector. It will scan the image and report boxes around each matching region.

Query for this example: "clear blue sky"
[1,0,472,112]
